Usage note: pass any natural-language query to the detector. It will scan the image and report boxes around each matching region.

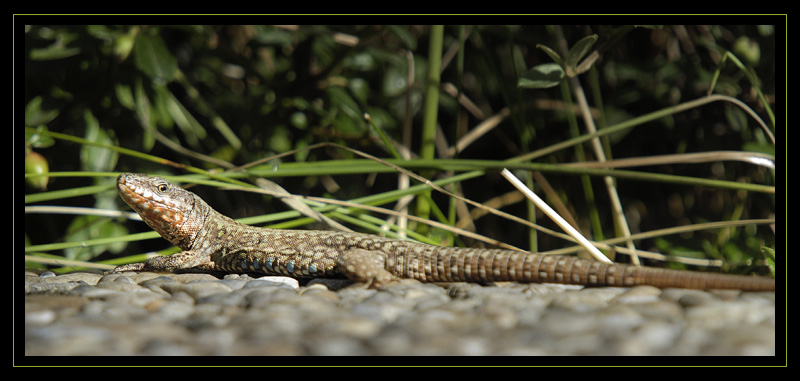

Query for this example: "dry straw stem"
[501,169,612,264]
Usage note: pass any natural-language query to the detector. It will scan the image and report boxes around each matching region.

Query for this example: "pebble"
[23,270,776,357]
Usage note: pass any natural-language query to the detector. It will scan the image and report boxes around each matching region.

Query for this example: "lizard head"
[117,173,203,250]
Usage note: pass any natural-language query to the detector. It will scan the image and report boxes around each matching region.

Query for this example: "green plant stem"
[511,94,773,163]
[416,25,444,230]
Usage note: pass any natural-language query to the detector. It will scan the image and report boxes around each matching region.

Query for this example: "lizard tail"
[405,247,775,291]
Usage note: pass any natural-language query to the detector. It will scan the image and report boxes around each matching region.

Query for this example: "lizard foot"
[337,248,398,289]
[110,262,146,273]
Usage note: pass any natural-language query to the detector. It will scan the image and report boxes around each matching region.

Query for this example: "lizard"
[111,173,776,291]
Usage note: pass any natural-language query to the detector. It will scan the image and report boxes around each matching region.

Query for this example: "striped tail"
[404,246,775,291]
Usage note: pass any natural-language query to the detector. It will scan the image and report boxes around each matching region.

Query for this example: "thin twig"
[501,169,612,263]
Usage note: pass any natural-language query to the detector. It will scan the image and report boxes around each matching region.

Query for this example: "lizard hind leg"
[337,248,398,288]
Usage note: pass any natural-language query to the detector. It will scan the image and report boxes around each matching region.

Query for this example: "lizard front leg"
[112,250,215,273]
[336,248,398,288]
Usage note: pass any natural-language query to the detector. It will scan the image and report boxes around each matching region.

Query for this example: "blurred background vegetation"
[23,24,777,274]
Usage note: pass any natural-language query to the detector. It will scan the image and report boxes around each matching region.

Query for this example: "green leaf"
[113,27,139,61]
[290,111,308,129]
[25,125,55,148]
[133,79,156,151]
[535,44,563,67]
[29,45,81,60]
[165,92,207,146]
[64,216,128,261]
[517,63,564,89]
[115,83,135,110]
[80,110,118,172]
[327,86,363,120]
[133,33,178,82]
[28,29,81,60]
[734,36,761,66]
[565,34,598,77]
[348,77,370,103]
[387,25,418,50]
[761,246,775,275]
[566,35,598,68]
[253,27,293,45]
[25,96,60,127]
[268,125,293,152]
[573,50,600,76]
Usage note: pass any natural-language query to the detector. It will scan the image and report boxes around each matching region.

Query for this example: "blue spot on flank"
[308,264,317,274]
[265,259,274,272]
[286,261,294,273]
[252,258,260,271]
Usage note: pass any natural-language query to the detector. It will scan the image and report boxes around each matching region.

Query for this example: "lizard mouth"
[117,174,168,214]
[117,173,190,240]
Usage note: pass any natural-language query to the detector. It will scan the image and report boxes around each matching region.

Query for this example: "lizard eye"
[157,184,168,193]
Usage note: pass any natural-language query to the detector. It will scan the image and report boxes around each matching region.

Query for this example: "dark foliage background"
[22,24,778,273]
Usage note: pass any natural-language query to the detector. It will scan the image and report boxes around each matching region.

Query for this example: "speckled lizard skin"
[111,173,775,291]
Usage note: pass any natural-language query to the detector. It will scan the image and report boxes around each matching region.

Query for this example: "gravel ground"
[23,269,776,358]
